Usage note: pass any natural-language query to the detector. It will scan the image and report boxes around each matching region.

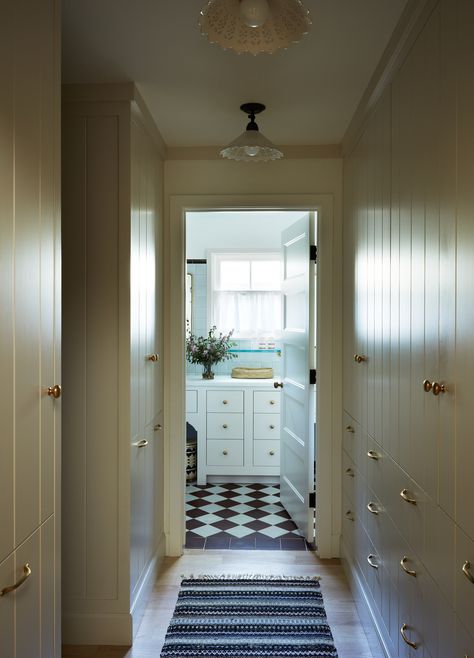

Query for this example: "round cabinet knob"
[222,449,228,455]
[146,353,160,362]
[222,400,229,405]
[269,424,275,430]
[422,379,432,393]
[47,384,62,399]
[345,425,355,433]
[432,381,447,396]
[269,450,275,456]
[345,468,355,477]
[273,382,283,389]
[154,424,162,432]
[222,424,228,429]
[269,400,276,405]
[353,354,367,363]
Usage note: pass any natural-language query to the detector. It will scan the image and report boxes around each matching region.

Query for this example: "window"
[209,251,282,338]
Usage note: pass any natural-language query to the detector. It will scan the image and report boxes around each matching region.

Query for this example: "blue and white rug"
[160,575,338,657]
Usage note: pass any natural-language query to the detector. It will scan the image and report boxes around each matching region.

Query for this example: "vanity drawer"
[253,440,280,466]
[207,413,243,439]
[254,390,280,412]
[186,389,198,413]
[207,390,243,412]
[254,413,280,439]
[207,440,243,466]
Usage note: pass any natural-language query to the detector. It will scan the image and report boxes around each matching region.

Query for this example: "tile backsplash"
[186,262,281,377]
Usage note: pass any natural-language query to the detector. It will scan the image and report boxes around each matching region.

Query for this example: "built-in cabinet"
[0,1,61,656]
[62,84,165,645]
[342,1,474,655]
[186,377,281,485]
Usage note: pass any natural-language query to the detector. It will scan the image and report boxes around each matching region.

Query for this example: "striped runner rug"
[160,575,338,657]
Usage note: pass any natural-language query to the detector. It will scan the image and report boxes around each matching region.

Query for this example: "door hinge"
[310,244,317,262]
[310,369,317,385]
[308,492,316,508]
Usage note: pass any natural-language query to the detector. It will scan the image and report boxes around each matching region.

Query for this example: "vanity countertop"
[186,375,280,388]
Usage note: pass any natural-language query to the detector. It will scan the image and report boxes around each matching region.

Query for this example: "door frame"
[164,193,341,558]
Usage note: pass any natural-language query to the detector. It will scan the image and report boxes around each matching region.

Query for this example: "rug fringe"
[180,574,321,582]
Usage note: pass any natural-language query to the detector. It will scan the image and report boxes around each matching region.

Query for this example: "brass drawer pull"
[354,354,367,363]
[345,425,355,433]
[135,439,148,448]
[422,379,432,393]
[146,353,159,362]
[400,624,418,649]
[154,424,162,432]
[367,554,379,569]
[273,382,283,389]
[432,381,447,396]
[400,488,417,505]
[0,563,31,597]
[367,450,380,460]
[400,556,417,577]
[345,510,354,522]
[367,502,379,515]
[345,468,355,477]
[462,560,474,584]
[47,384,62,399]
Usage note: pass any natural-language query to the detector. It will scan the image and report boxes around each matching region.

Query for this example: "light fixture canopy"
[220,103,284,162]
[199,0,311,56]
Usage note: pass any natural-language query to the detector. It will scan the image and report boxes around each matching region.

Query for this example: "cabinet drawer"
[207,413,243,439]
[455,526,474,634]
[253,440,280,466]
[254,390,280,412]
[207,440,243,466]
[207,390,243,412]
[254,413,280,439]
[186,389,198,413]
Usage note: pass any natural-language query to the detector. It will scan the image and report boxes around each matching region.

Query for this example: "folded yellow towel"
[231,367,273,379]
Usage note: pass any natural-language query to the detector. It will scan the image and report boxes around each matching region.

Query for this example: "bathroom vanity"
[186,376,281,485]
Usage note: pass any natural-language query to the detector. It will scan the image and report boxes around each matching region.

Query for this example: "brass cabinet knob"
[273,382,283,389]
[345,425,355,433]
[154,424,162,432]
[354,354,367,363]
[400,488,417,505]
[462,560,474,584]
[222,424,228,429]
[345,510,354,522]
[270,400,276,405]
[367,554,379,569]
[0,563,31,597]
[47,384,62,399]
[269,424,275,430]
[400,624,418,650]
[422,379,432,393]
[400,556,417,577]
[367,450,380,461]
[146,353,160,362]
[367,502,379,515]
[269,450,275,456]
[135,439,148,448]
[432,381,447,396]
[222,449,228,455]
[345,468,355,477]
[222,399,229,405]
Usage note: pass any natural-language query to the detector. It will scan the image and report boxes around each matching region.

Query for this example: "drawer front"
[254,390,280,413]
[254,413,280,439]
[207,440,243,466]
[186,389,198,413]
[207,413,243,439]
[207,390,243,412]
[455,526,474,634]
[253,440,280,467]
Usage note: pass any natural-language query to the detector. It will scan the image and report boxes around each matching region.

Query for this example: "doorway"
[164,193,340,559]
[184,210,315,550]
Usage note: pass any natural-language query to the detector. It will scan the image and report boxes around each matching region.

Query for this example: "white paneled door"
[278,213,316,542]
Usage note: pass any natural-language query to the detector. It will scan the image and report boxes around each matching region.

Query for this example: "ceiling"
[62,0,408,148]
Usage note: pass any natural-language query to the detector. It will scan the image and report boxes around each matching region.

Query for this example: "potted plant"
[186,325,237,379]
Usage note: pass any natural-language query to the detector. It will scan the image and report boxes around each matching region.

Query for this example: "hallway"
[62,551,374,658]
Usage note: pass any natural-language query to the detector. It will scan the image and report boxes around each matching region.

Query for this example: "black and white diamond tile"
[185,483,315,551]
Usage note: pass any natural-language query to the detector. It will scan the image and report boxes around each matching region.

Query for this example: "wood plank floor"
[62,550,374,658]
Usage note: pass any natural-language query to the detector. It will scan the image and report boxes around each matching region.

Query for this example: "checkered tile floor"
[185,483,315,551]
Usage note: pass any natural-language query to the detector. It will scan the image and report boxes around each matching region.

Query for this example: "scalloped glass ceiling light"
[199,0,311,55]
[220,103,283,162]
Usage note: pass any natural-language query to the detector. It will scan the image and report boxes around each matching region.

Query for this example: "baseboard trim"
[62,612,133,646]
[340,542,394,658]
[130,533,166,636]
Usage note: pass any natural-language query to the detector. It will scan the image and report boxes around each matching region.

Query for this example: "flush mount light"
[220,103,283,162]
[199,0,311,55]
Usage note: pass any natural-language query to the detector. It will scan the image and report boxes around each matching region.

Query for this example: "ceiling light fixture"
[199,0,311,56]
[220,103,283,162]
